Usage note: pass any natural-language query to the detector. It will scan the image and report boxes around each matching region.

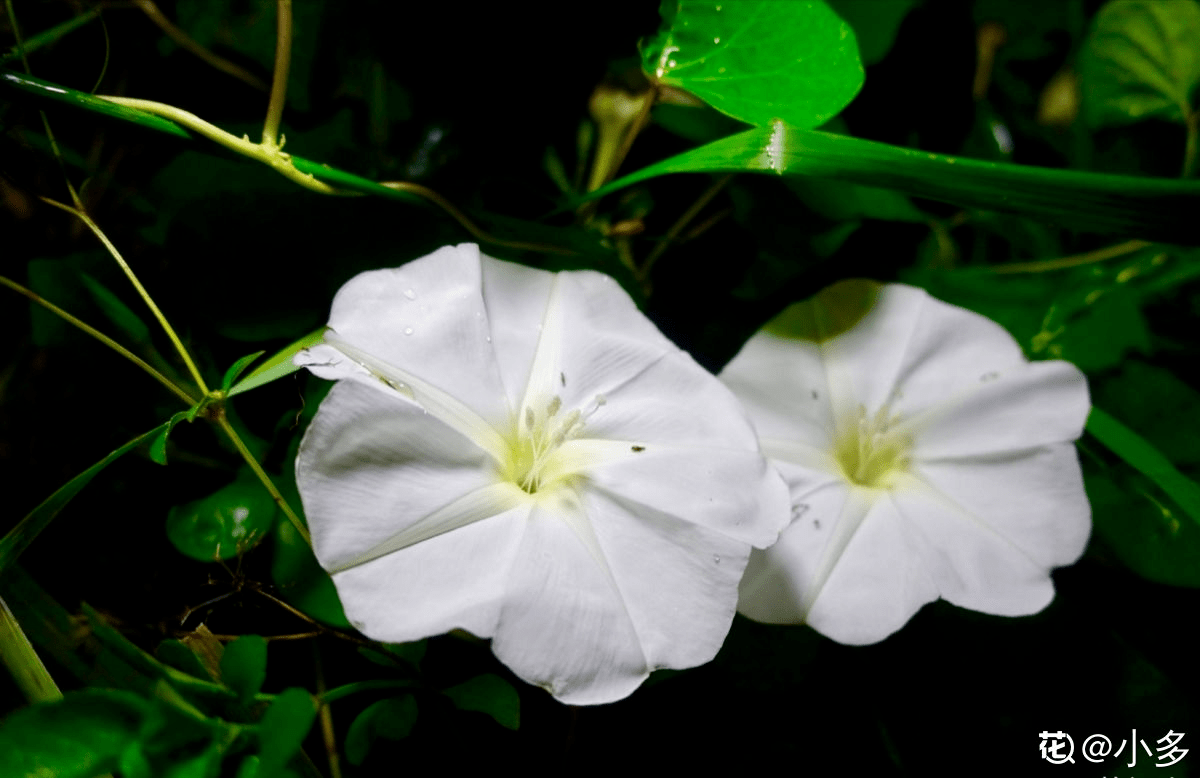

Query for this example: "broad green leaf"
[220,636,268,703]
[1087,407,1200,528]
[344,695,418,766]
[165,473,278,562]
[583,122,1200,242]
[442,674,520,731]
[641,1,863,129]
[255,688,316,777]
[826,0,917,65]
[0,423,167,574]
[227,329,326,397]
[1080,0,1200,127]
[222,351,267,393]
[0,689,150,778]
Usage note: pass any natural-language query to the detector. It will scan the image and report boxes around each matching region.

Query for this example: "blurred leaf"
[786,177,926,223]
[0,689,149,778]
[269,509,351,630]
[255,688,315,777]
[344,695,418,766]
[1037,285,1150,370]
[0,594,60,704]
[228,329,326,397]
[222,352,267,393]
[641,0,864,129]
[826,0,917,65]
[165,472,278,562]
[1088,470,1200,587]
[583,123,1200,242]
[1098,362,1200,466]
[156,639,219,684]
[1087,407,1200,528]
[1080,0,1200,127]
[78,273,152,346]
[442,674,520,731]
[220,636,268,703]
[26,254,105,347]
[651,103,751,144]
[0,423,167,574]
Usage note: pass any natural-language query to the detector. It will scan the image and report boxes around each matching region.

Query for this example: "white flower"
[294,244,789,704]
[719,280,1091,645]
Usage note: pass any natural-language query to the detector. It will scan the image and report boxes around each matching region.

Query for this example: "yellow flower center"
[504,394,605,494]
[833,403,912,489]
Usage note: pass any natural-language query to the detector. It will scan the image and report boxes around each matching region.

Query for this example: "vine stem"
[0,275,197,406]
[39,197,211,395]
[132,0,268,91]
[263,0,293,149]
[213,408,312,546]
[638,173,733,282]
[985,239,1150,274]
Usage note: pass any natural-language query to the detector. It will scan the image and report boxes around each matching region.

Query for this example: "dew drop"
[485,335,492,343]
[667,59,677,68]
[403,327,414,336]
[712,554,721,564]
[713,36,720,44]
[403,288,416,300]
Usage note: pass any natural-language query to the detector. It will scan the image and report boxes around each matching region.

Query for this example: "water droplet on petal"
[403,288,416,300]
[712,554,721,564]
[403,327,414,336]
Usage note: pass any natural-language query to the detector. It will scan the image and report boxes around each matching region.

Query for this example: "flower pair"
[295,245,1090,704]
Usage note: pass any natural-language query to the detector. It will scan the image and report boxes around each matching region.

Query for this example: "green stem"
[983,239,1151,275]
[319,679,419,706]
[638,173,732,282]
[214,409,312,547]
[0,275,197,406]
[133,0,268,91]
[262,0,293,148]
[39,197,211,395]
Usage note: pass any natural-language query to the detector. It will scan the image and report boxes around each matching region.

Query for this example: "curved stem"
[985,239,1150,274]
[262,0,293,148]
[214,409,312,547]
[0,275,197,406]
[132,0,268,91]
[39,196,211,394]
[638,173,733,282]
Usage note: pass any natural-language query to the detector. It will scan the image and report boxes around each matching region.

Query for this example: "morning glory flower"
[720,280,1091,645]
[295,244,789,704]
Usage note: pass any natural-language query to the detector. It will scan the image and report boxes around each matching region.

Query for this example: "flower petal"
[910,361,1090,459]
[296,380,500,570]
[907,444,1091,596]
[493,486,748,705]
[311,244,512,429]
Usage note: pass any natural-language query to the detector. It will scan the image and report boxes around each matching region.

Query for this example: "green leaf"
[583,123,1200,242]
[641,0,863,129]
[442,674,520,731]
[222,351,267,393]
[1080,0,1200,127]
[826,0,917,65]
[0,689,150,778]
[1087,470,1200,587]
[220,636,268,703]
[155,639,219,683]
[78,272,152,345]
[1087,406,1200,528]
[255,688,315,777]
[150,410,194,466]
[165,473,278,562]
[344,695,418,766]
[0,594,60,704]
[269,506,351,630]
[227,329,326,397]
[0,423,167,574]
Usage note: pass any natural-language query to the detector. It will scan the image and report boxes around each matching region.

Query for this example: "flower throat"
[833,403,912,489]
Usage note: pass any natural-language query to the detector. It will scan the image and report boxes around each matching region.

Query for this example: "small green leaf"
[1080,0,1200,127]
[344,695,418,766]
[255,688,316,777]
[0,423,167,573]
[150,410,194,466]
[1087,406,1200,528]
[222,351,267,393]
[166,473,278,562]
[227,328,326,397]
[442,674,520,731]
[0,689,150,778]
[641,0,864,129]
[219,636,268,702]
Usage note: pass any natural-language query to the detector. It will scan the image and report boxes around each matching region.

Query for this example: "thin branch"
[0,275,197,406]
[986,239,1151,274]
[639,174,733,280]
[132,0,268,91]
[262,0,293,148]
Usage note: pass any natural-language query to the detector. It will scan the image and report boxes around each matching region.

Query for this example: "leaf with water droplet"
[640,0,864,129]
[165,471,277,562]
